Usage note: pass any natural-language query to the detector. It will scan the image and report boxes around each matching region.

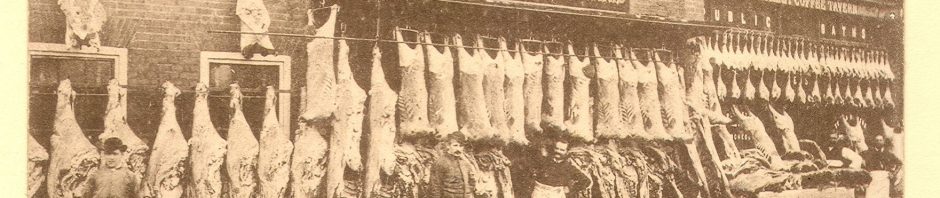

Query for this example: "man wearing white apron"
[529,139,591,198]
[860,134,902,198]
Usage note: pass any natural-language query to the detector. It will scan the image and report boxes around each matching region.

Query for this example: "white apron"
[866,170,890,198]
[531,181,567,198]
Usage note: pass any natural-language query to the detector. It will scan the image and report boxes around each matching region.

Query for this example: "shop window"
[28,43,128,147]
[199,52,291,139]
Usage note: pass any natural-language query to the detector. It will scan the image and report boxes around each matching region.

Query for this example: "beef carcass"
[593,44,623,140]
[481,36,510,143]
[336,39,366,171]
[616,48,648,139]
[224,84,259,198]
[396,28,433,138]
[28,133,49,198]
[362,45,399,198]
[730,105,779,157]
[186,83,227,198]
[257,86,292,198]
[565,44,595,142]
[742,69,756,101]
[521,41,544,135]
[839,115,868,152]
[290,87,329,197]
[757,70,770,101]
[632,50,671,140]
[503,40,529,145]
[454,34,497,141]
[424,33,459,138]
[541,43,567,133]
[47,79,100,198]
[729,70,741,99]
[767,105,800,153]
[301,5,339,122]
[99,79,148,181]
[140,82,189,198]
[653,51,690,140]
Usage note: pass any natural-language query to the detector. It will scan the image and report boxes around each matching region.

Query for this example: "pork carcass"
[424,33,459,138]
[716,67,727,101]
[257,86,292,198]
[863,81,875,108]
[711,102,740,160]
[616,48,647,139]
[186,83,227,198]
[224,84,259,198]
[756,70,770,101]
[362,45,399,198]
[565,44,595,142]
[140,82,188,198]
[824,75,835,104]
[873,80,883,107]
[833,78,844,105]
[454,34,497,141]
[767,105,800,153]
[336,39,366,171]
[28,133,48,198]
[729,70,741,99]
[653,51,690,140]
[396,28,433,138]
[541,44,567,133]
[99,79,148,181]
[481,37,510,143]
[770,72,782,100]
[47,79,100,198]
[883,82,896,109]
[852,80,865,108]
[809,75,821,103]
[300,5,339,122]
[839,115,868,152]
[795,75,807,104]
[290,87,329,197]
[881,119,903,160]
[742,69,756,101]
[593,45,623,140]
[503,40,529,145]
[521,41,544,135]
[730,105,779,157]
[843,79,853,106]
[782,74,795,102]
[632,50,671,140]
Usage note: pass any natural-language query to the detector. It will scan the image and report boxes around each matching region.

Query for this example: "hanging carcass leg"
[224,83,260,198]
[616,47,649,139]
[541,43,567,135]
[503,39,529,145]
[767,104,800,153]
[521,41,544,137]
[291,87,329,197]
[186,83,227,198]
[653,51,690,140]
[424,32,459,139]
[565,44,595,142]
[47,79,100,198]
[140,82,189,198]
[633,50,671,140]
[593,44,623,140]
[258,86,293,198]
[300,5,339,122]
[481,36,510,143]
[362,45,399,198]
[454,33,496,141]
[396,28,433,138]
[325,38,367,198]
[99,79,149,184]
[730,105,779,158]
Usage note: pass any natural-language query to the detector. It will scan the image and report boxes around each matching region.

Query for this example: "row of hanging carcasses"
[695,32,897,109]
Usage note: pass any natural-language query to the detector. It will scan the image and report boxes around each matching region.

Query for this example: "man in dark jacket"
[530,138,591,198]
[860,134,902,198]
[429,132,476,198]
[83,137,139,198]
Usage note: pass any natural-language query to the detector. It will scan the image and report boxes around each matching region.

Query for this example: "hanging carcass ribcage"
[28,133,48,198]
[593,44,623,140]
[521,41,544,135]
[99,79,149,182]
[654,51,690,140]
[617,47,647,139]
[225,83,259,198]
[140,82,188,198]
[48,79,100,198]
[187,83,227,198]
[301,5,339,122]
[633,51,671,140]
[503,39,529,145]
[335,39,366,171]
[541,44,567,133]
[565,44,595,142]
[257,86,292,198]
[396,28,433,138]
[454,34,496,141]
[424,33,459,138]
[362,45,398,198]
[481,36,510,143]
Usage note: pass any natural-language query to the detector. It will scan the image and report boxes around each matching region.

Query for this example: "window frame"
[199,51,291,136]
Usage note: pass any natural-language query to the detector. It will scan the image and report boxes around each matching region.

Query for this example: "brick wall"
[29,0,313,143]
[629,0,705,21]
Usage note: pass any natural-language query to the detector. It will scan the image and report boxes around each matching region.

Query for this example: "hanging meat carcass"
[824,75,836,105]
[187,83,227,198]
[873,81,883,107]
[881,119,903,160]
[795,75,807,104]
[839,115,868,152]
[833,77,845,106]
[852,79,866,108]
[257,86,292,198]
[883,81,896,109]
[843,79,854,106]
[541,43,567,134]
[702,37,720,105]
[729,70,741,99]
[481,36,510,143]
[757,70,770,101]
[424,33,459,138]
[455,34,497,141]
[770,71,782,100]
[224,83,259,198]
[593,44,623,140]
[140,82,189,198]
[617,47,648,139]
[767,105,800,153]
[730,105,779,157]
[396,28,433,138]
[47,79,100,198]
[99,79,148,181]
[325,38,365,198]
[783,73,795,102]
[28,133,48,198]
[504,39,529,145]
[362,45,398,198]
[336,38,366,172]
[654,51,690,140]
[521,40,544,135]
[565,44,595,142]
[716,66,728,101]
[809,75,822,103]
[743,69,756,101]
[863,80,875,108]
[633,50,671,140]
[301,5,339,122]
[290,87,329,197]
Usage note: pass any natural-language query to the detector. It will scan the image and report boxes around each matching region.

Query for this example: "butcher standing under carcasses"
[429,132,476,198]
[823,132,864,169]
[860,134,902,198]
[529,139,591,198]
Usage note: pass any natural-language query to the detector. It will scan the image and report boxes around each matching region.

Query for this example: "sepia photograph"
[22,0,905,197]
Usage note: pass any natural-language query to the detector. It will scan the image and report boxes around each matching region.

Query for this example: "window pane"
[207,63,279,139]
[29,57,114,147]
